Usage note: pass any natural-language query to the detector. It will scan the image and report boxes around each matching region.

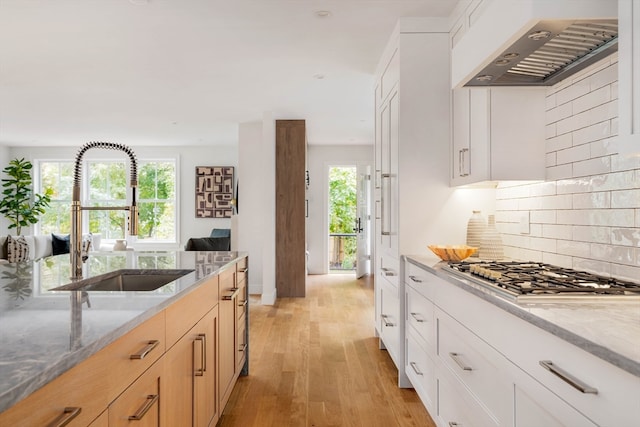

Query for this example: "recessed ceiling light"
[313,74,325,80]
[495,59,510,66]
[476,75,493,81]
[503,52,519,59]
[128,0,150,5]
[315,10,332,18]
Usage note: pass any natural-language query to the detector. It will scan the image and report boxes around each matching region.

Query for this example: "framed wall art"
[195,166,234,218]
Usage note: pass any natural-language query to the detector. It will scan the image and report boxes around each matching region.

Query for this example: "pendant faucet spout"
[70,141,139,279]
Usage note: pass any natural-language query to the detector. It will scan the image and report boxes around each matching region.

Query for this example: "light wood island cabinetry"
[0,255,248,427]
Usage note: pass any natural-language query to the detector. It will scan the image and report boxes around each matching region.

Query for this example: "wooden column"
[275,120,306,297]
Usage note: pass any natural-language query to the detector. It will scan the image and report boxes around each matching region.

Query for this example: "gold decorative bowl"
[428,245,478,262]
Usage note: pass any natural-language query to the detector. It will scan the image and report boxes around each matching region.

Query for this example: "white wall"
[495,53,640,281]
[6,144,237,246]
[306,145,373,274]
[237,121,265,296]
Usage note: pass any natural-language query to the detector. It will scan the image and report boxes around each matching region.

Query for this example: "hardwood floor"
[218,274,436,427]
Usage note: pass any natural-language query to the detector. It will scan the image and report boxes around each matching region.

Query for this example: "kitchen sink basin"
[52,269,195,292]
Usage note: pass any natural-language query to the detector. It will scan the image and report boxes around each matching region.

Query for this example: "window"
[39,161,73,234]
[37,158,178,244]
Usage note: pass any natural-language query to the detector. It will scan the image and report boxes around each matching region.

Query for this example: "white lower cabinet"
[437,308,513,425]
[377,275,402,369]
[402,257,639,427]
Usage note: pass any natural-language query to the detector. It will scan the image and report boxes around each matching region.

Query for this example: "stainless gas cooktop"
[445,261,640,302]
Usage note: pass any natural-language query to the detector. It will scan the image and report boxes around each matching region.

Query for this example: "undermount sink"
[52,269,195,292]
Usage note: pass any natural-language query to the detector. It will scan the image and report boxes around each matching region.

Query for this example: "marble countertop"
[0,250,246,413]
[405,255,640,377]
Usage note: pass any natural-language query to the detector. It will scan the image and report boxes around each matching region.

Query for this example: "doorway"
[328,164,371,277]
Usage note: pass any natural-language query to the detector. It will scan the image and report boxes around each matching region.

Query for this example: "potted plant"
[0,158,52,235]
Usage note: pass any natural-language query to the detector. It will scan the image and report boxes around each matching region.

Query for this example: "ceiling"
[0,0,458,148]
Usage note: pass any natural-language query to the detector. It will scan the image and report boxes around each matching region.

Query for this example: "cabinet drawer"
[404,262,435,301]
[236,257,248,284]
[405,285,434,351]
[378,255,399,289]
[437,367,499,427]
[102,311,166,403]
[502,319,639,427]
[437,308,512,425]
[109,358,162,426]
[166,275,219,347]
[236,280,248,321]
[236,321,247,371]
[405,330,436,413]
[378,279,401,367]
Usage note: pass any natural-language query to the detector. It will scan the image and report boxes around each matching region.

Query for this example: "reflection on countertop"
[0,250,246,413]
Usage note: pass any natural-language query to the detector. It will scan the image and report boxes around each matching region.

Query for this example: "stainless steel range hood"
[465,19,618,87]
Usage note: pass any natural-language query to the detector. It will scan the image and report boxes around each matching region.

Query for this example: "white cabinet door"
[450,87,545,186]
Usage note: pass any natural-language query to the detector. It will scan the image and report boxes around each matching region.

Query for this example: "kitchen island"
[402,254,640,426]
[0,250,248,426]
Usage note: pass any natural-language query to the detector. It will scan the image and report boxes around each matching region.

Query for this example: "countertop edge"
[403,255,640,378]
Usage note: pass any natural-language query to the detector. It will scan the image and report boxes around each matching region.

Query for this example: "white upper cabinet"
[451,87,546,186]
[618,0,640,151]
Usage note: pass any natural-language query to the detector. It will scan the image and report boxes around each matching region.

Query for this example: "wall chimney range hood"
[465,19,618,87]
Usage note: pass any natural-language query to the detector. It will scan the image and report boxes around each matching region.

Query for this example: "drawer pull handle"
[223,287,240,300]
[410,312,426,323]
[381,314,395,327]
[238,267,248,273]
[409,361,424,376]
[449,352,473,371]
[47,407,81,427]
[381,267,396,277]
[128,394,159,421]
[195,334,206,376]
[238,343,248,352]
[449,422,462,427]
[409,275,422,283]
[539,360,598,394]
[238,299,248,308]
[130,340,159,360]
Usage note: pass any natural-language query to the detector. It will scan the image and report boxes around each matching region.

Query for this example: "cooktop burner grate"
[447,261,640,298]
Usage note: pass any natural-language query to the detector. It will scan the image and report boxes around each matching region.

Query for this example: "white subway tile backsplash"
[530,237,557,252]
[573,225,611,244]
[558,209,635,227]
[529,181,557,197]
[572,156,611,177]
[557,109,592,135]
[610,262,640,282]
[545,93,557,111]
[590,170,637,191]
[611,227,640,246]
[611,189,640,208]
[591,243,636,265]
[530,210,556,224]
[589,61,618,90]
[611,151,640,172]
[542,252,573,268]
[546,164,573,180]
[572,191,611,209]
[547,102,573,123]
[546,133,573,152]
[557,144,591,165]
[495,59,639,279]
[573,121,611,146]
[572,257,611,276]
[573,85,611,115]
[542,224,572,240]
[589,100,618,124]
[557,239,591,257]
[556,78,590,106]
